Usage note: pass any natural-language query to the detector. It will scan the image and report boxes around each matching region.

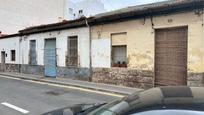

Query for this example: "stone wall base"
[92,68,204,89]
[0,63,90,80]
[57,67,90,80]
[0,64,203,88]
[92,68,154,89]
[21,65,44,76]
[188,73,204,87]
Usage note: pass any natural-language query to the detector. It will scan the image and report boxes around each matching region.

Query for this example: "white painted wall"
[75,0,106,18]
[91,39,111,68]
[64,0,106,20]
[0,0,64,34]
[20,27,90,68]
[0,0,105,34]
[64,0,76,20]
[0,37,20,64]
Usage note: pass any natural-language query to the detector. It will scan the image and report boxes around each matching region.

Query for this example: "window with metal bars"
[11,50,16,61]
[29,40,37,65]
[66,36,78,67]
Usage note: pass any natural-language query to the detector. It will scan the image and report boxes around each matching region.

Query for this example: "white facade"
[0,37,20,64]
[0,0,106,34]
[0,27,90,68]
[0,0,64,34]
[21,27,90,68]
[91,39,111,68]
[64,0,106,20]
[64,0,77,20]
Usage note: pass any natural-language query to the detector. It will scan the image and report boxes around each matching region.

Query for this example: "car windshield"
[131,110,204,115]
[87,92,140,115]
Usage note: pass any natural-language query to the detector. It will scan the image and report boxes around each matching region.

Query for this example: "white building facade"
[64,0,106,20]
[0,0,106,34]
[0,0,64,34]
[0,19,91,79]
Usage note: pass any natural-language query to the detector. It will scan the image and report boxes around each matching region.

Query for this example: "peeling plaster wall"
[91,17,155,71]
[91,11,204,73]
[91,11,204,88]
[92,39,111,68]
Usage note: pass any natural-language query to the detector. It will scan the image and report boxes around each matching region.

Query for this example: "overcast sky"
[71,0,167,11]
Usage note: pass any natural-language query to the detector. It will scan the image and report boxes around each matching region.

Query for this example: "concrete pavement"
[0,72,142,95]
[0,75,118,115]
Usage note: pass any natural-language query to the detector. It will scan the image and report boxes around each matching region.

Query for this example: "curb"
[0,73,133,96]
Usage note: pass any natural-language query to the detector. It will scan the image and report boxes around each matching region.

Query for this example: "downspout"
[202,7,204,85]
[18,36,22,73]
[85,18,92,82]
[19,36,23,74]
[18,36,21,73]
[149,9,155,88]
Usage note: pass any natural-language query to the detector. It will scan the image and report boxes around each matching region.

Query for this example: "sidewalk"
[0,72,142,95]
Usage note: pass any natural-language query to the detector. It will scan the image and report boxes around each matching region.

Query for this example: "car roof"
[127,86,204,109]
[88,86,204,115]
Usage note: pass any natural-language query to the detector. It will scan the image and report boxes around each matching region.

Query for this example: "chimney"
[0,31,6,37]
[58,17,64,22]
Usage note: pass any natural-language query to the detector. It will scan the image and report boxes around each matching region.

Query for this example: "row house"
[0,0,204,89]
[0,18,91,80]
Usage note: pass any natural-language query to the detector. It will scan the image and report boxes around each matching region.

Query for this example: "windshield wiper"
[76,103,107,115]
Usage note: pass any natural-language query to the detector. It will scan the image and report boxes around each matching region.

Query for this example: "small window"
[112,45,127,68]
[66,36,78,67]
[11,50,16,61]
[69,8,73,14]
[79,10,83,14]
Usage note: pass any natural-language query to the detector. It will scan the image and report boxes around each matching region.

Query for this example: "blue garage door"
[44,39,56,77]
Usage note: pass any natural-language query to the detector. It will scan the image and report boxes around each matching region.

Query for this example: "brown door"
[155,27,187,86]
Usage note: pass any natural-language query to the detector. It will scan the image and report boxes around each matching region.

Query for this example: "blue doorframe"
[44,39,57,77]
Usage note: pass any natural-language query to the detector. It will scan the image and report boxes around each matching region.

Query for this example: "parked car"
[42,86,204,115]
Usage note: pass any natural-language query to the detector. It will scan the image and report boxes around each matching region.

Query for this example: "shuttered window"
[66,36,78,67]
[111,32,127,46]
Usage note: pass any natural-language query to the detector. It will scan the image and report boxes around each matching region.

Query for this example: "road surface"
[0,75,119,115]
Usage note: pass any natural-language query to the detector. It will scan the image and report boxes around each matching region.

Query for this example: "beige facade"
[91,10,204,88]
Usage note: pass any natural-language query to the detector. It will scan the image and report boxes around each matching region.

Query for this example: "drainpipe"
[19,35,24,74]
[85,18,92,82]
[202,8,204,85]
[18,36,21,73]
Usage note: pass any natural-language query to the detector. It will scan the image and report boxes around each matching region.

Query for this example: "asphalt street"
[0,75,119,115]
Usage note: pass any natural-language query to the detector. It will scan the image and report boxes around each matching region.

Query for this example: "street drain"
[45,90,68,96]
